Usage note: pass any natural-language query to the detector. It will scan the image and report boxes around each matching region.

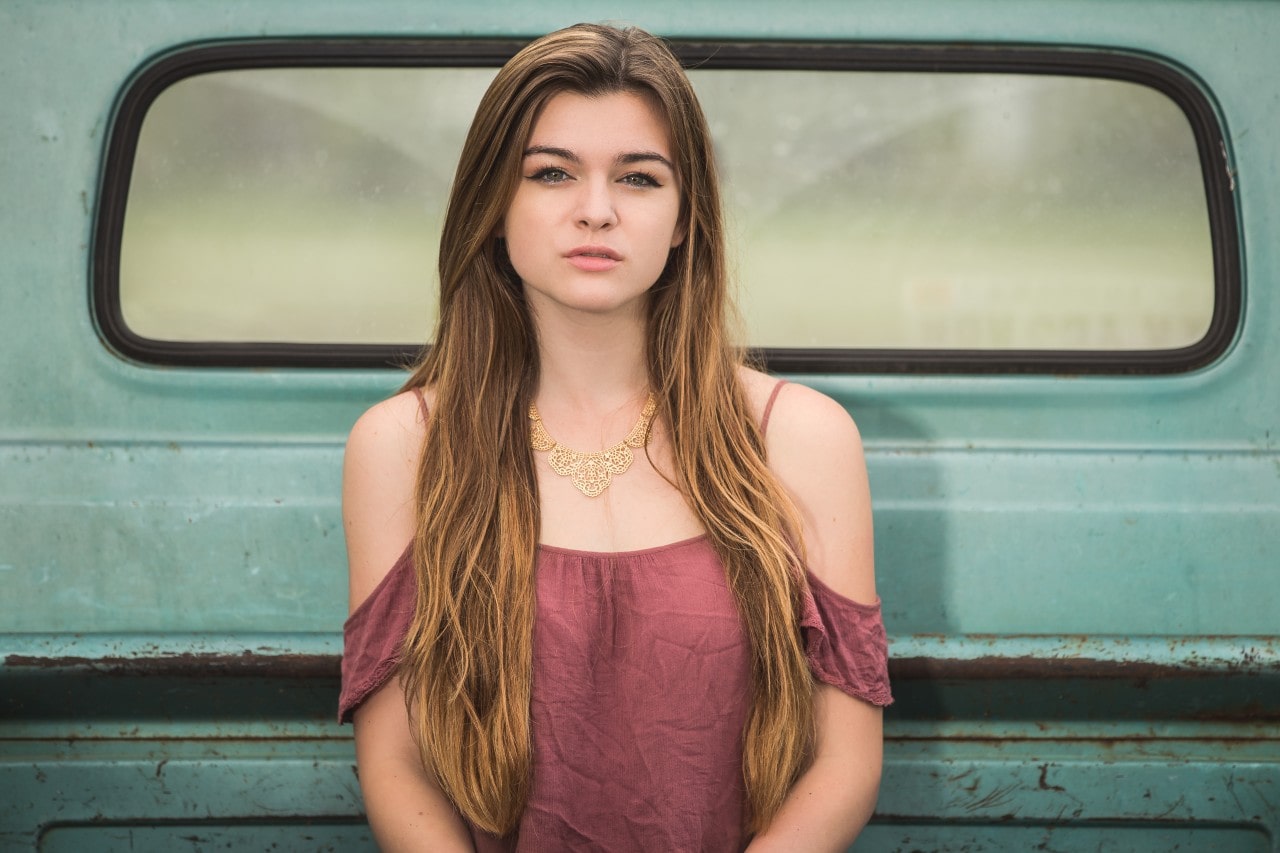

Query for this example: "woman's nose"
[575,179,617,230]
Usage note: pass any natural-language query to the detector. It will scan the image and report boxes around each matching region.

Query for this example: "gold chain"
[529,394,657,497]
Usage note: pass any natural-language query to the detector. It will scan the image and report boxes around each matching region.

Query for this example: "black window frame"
[92,38,1241,374]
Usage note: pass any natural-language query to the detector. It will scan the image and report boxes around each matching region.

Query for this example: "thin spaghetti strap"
[410,386,429,421]
[760,379,787,437]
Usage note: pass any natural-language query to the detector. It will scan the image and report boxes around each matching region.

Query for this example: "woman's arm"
[344,391,475,852]
[353,679,476,852]
[744,685,883,852]
[745,377,885,851]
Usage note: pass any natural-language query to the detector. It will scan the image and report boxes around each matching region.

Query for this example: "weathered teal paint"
[1,0,1277,848]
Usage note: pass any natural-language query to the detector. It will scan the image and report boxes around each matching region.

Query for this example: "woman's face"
[501,90,684,323]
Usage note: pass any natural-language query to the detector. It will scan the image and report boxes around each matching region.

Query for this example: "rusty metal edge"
[5,652,1277,681]
[3,652,339,679]
[888,655,1275,681]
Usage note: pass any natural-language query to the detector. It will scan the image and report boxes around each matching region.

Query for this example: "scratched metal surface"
[3,634,1278,847]
[2,0,1278,849]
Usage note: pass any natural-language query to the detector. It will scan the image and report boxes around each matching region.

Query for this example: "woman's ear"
[670,212,687,248]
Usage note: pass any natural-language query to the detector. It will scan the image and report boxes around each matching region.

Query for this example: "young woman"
[340,23,891,852]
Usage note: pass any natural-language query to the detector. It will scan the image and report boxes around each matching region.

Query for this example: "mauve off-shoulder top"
[340,387,892,852]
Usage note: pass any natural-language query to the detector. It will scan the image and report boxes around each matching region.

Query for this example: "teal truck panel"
[2,0,1277,848]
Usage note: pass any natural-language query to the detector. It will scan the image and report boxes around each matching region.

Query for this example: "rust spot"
[1037,763,1066,792]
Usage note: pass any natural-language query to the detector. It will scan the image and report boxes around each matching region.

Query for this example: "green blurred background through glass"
[120,65,1212,352]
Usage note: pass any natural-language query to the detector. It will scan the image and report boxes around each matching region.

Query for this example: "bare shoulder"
[759,380,868,525]
[346,388,432,466]
[735,364,786,425]
[777,382,858,440]
[735,364,862,453]
[741,371,877,603]
[343,387,433,612]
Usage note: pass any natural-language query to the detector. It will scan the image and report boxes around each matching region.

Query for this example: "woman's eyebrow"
[618,151,675,171]
[524,145,578,161]
[523,145,674,172]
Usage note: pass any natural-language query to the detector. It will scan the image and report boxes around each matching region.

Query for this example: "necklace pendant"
[548,446,582,477]
[601,444,634,474]
[572,457,612,497]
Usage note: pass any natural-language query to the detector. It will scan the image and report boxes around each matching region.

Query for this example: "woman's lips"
[567,246,621,272]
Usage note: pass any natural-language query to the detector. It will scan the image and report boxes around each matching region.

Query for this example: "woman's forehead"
[525,90,675,160]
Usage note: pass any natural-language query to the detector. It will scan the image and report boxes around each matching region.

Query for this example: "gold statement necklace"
[529,394,657,497]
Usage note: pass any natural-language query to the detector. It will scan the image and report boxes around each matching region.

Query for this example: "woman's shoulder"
[343,389,431,499]
[343,386,434,612]
[345,386,437,474]
[735,365,861,445]
[348,386,433,444]
[736,367,876,602]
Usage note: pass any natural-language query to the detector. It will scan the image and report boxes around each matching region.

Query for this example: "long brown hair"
[398,23,814,836]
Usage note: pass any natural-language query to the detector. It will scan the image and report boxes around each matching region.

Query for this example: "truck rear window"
[96,41,1237,372]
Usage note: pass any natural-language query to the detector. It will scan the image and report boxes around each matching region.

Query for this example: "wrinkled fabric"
[340,535,891,852]
[339,540,415,724]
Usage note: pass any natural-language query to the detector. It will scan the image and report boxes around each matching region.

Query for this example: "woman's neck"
[531,307,649,419]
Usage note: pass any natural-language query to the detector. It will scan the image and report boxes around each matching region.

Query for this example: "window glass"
[118,63,1213,353]
[703,71,1212,350]
[121,67,495,344]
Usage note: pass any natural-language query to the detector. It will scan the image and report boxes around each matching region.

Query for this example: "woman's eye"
[530,167,570,183]
[621,172,661,188]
